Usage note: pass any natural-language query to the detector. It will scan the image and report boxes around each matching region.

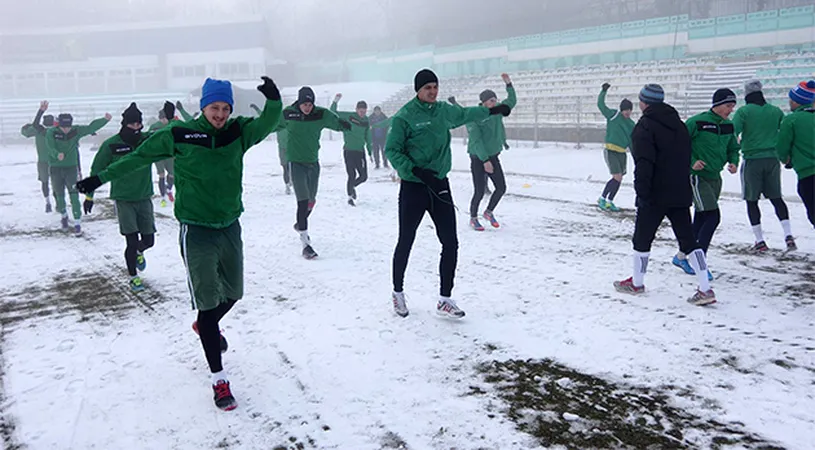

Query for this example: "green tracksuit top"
[278,104,344,164]
[685,110,740,180]
[97,99,283,228]
[45,117,110,167]
[89,132,153,202]
[733,103,785,160]
[21,124,50,163]
[386,97,490,183]
[176,103,195,122]
[597,89,635,153]
[777,104,815,180]
[467,84,517,161]
[330,102,373,154]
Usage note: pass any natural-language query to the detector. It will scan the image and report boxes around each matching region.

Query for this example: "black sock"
[607,179,621,201]
[197,308,224,374]
[746,201,761,226]
[770,198,789,222]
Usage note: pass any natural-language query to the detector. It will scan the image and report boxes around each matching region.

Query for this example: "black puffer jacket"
[631,102,692,208]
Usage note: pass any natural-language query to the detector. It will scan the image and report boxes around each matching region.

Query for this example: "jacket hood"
[642,102,682,130]
[745,91,766,106]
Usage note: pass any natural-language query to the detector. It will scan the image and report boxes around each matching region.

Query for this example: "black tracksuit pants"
[392,180,458,297]
[470,155,506,218]
[632,205,701,254]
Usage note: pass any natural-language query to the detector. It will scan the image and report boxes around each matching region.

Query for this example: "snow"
[1,137,814,449]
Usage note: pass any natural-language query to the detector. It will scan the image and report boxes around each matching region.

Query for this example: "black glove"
[83,197,94,214]
[489,104,511,117]
[163,101,176,120]
[602,83,611,91]
[339,120,352,131]
[76,176,102,194]
[784,161,793,170]
[503,143,510,150]
[257,76,281,101]
[448,96,458,105]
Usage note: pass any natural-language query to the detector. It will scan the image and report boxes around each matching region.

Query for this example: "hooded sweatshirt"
[330,102,373,154]
[732,92,785,160]
[46,117,111,167]
[597,89,635,153]
[278,104,344,164]
[630,102,692,208]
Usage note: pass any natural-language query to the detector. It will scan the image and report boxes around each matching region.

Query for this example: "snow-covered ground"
[0,138,813,449]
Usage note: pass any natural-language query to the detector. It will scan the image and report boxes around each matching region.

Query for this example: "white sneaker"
[392,291,409,317]
[285,184,292,195]
[436,297,465,318]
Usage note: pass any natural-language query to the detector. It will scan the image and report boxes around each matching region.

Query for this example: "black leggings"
[799,175,815,228]
[124,233,155,277]
[469,155,507,218]
[746,198,789,226]
[296,200,315,231]
[344,150,368,197]
[392,180,458,297]
[692,209,721,254]
[197,299,237,374]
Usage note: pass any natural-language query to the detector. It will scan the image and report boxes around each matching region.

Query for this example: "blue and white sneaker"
[672,255,714,281]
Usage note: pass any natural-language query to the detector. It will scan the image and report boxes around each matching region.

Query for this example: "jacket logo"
[185,133,209,139]
[112,145,132,154]
[53,129,78,140]
[413,121,431,129]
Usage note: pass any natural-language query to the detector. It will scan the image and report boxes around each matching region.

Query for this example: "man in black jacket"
[614,84,716,306]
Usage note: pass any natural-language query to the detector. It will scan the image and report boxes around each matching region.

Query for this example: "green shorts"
[741,157,782,202]
[155,159,174,176]
[179,221,243,311]
[37,162,50,182]
[604,149,627,175]
[691,175,723,212]
[290,162,320,202]
[115,199,156,235]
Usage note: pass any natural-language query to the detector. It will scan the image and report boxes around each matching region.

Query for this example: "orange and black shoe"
[213,380,237,411]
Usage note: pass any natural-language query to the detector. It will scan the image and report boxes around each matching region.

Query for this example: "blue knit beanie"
[639,84,664,105]
[789,80,815,105]
[200,78,234,110]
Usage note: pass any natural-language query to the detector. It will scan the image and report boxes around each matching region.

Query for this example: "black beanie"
[479,89,497,103]
[158,109,166,120]
[298,86,316,105]
[414,69,438,92]
[712,88,737,107]
[57,113,73,127]
[356,100,368,109]
[620,99,633,111]
[121,102,142,125]
[42,115,54,126]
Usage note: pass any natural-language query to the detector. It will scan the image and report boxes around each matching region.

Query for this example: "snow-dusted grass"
[0,138,813,449]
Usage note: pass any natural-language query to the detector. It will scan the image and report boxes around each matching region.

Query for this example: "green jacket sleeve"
[249,104,262,116]
[727,134,740,165]
[384,117,413,174]
[178,103,194,122]
[733,108,745,138]
[21,124,36,138]
[329,102,352,121]
[597,90,615,120]
[776,116,794,164]
[467,121,490,162]
[322,109,345,132]
[443,103,490,129]
[98,130,174,184]
[88,142,114,198]
[46,127,59,160]
[76,117,110,138]
[238,99,283,150]
[502,85,517,109]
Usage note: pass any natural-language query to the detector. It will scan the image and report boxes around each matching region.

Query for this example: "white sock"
[687,249,710,292]
[439,295,453,305]
[298,230,310,248]
[632,251,649,287]
[751,224,764,243]
[44,196,50,205]
[676,251,686,261]
[211,370,227,385]
[780,219,792,238]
